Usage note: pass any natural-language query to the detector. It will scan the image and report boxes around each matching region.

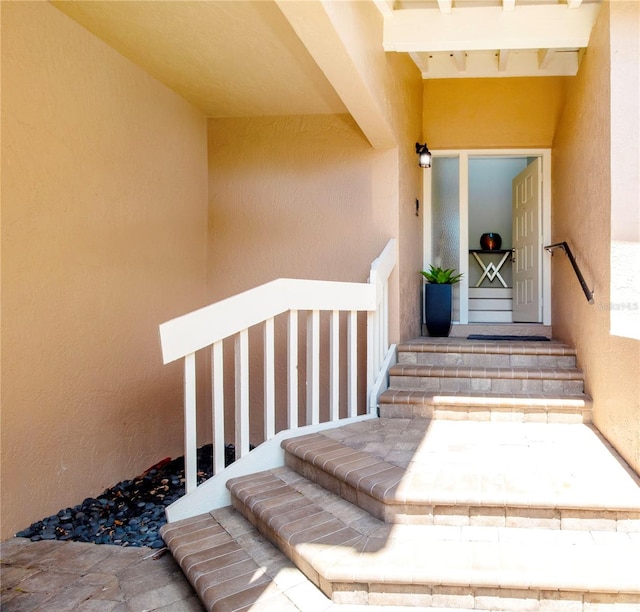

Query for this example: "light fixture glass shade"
[418,150,432,168]
[415,142,432,168]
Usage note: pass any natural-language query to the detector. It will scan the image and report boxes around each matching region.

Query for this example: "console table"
[469,249,514,288]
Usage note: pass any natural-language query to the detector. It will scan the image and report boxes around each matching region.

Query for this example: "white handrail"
[160,278,375,364]
[159,240,397,499]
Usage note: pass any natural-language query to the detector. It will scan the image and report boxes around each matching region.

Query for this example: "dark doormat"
[467,334,550,341]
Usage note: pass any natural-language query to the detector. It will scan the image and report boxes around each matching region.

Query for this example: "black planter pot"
[424,283,453,337]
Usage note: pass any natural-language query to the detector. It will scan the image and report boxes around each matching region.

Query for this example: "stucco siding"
[552,1,639,474]
[1,2,209,539]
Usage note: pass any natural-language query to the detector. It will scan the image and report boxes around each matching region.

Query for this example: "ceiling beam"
[418,49,580,78]
[383,3,601,52]
[275,0,396,150]
[410,52,430,74]
[538,48,555,70]
[452,51,466,72]
[437,0,452,14]
[498,49,509,72]
[372,0,394,17]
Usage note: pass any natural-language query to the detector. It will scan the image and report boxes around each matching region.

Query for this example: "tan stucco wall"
[552,1,640,474]
[207,92,422,441]
[207,115,393,295]
[389,51,426,342]
[423,77,571,149]
[1,2,209,539]
[206,115,396,440]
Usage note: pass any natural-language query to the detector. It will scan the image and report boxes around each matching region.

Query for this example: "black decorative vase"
[480,232,502,250]
[424,283,453,337]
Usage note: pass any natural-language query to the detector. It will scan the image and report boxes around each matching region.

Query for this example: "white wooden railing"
[159,240,397,510]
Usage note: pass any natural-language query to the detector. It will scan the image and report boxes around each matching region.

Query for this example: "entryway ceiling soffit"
[374,0,602,78]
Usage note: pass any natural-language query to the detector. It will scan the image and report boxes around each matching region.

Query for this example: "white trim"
[212,342,225,474]
[417,49,581,79]
[542,152,552,326]
[160,278,376,364]
[422,167,433,304]
[264,317,275,441]
[459,153,469,324]
[437,0,452,14]
[498,49,509,72]
[165,414,379,523]
[383,4,601,52]
[372,0,394,16]
[161,240,398,525]
[184,353,197,494]
[329,310,340,422]
[347,310,358,418]
[452,51,466,72]
[235,329,249,458]
[424,149,552,326]
[287,309,298,429]
[368,344,397,414]
[538,48,555,70]
[306,310,320,426]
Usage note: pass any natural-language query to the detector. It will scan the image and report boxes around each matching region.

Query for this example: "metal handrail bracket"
[544,241,595,304]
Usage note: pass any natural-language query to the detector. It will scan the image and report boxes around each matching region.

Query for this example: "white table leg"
[472,251,511,288]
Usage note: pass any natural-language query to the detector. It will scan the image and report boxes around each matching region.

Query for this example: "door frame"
[423,148,552,326]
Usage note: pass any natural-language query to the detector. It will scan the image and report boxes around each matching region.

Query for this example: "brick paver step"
[227,467,640,609]
[280,423,640,529]
[389,364,584,380]
[379,389,593,422]
[160,514,295,611]
[398,338,577,369]
[389,363,585,395]
[398,338,576,356]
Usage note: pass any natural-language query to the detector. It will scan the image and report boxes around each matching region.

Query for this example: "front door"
[512,159,541,322]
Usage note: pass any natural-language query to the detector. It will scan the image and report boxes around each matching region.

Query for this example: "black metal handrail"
[544,242,594,304]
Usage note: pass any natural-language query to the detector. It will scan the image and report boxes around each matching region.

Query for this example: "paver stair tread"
[159,513,287,612]
[282,422,640,512]
[398,338,575,355]
[389,363,584,379]
[379,389,591,406]
[228,467,640,597]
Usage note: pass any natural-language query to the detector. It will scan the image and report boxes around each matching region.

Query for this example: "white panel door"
[512,159,541,322]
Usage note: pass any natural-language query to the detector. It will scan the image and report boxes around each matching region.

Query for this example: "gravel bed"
[15,444,236,548]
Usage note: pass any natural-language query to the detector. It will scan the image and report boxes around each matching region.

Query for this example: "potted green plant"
[420,265,463,337]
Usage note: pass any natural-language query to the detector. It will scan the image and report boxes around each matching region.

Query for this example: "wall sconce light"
[415,142,432,168]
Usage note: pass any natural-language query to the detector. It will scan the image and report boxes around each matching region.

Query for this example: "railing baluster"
[329,310,340,421]
[367,310,375,413]
[184,352,197,494]
[211,341,225,474]
[381,281,389,354]
[264,317,275,440]
[307,310,320,425]
[235,329,249,459]
[160,240,397,507]
[288,310,298,429]
[369,269,379,375]
[347,310,357,417]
